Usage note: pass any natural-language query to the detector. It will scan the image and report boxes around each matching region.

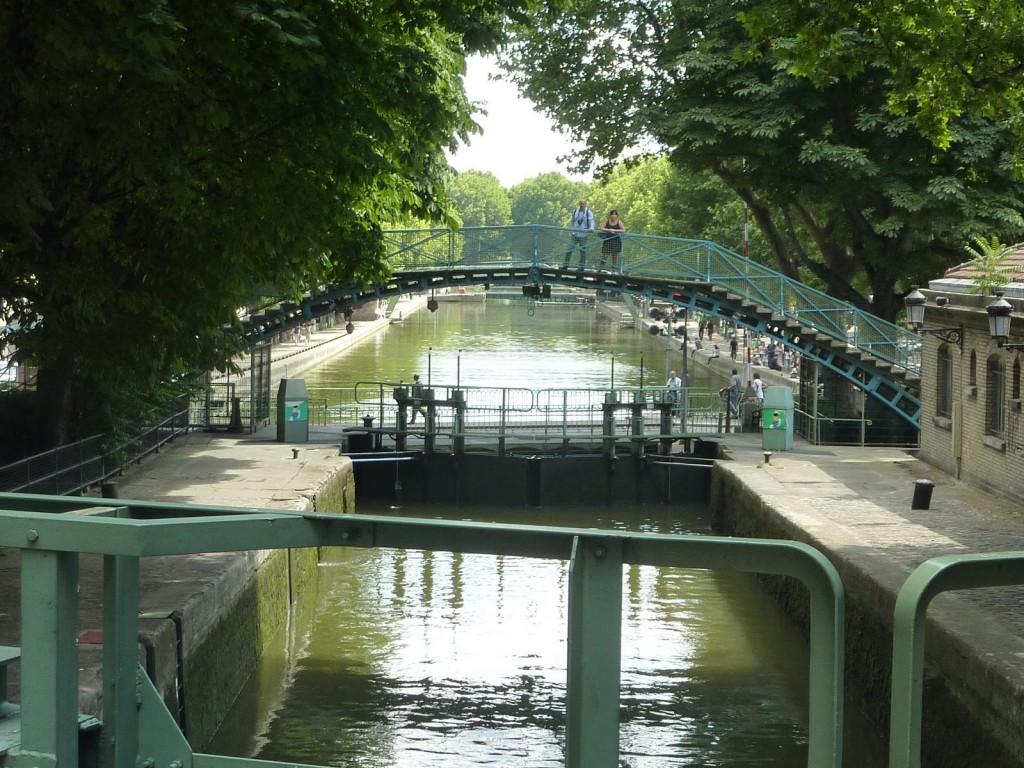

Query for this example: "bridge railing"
[310,383,731,448]
[0,493,846,768]
[378,226,921,375]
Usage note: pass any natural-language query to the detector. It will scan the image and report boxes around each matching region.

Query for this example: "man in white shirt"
[752,372,765,402]
[666,370,682,402]
[563,198,595,268]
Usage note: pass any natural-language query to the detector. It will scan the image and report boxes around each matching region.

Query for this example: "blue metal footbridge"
[242,226,923,426]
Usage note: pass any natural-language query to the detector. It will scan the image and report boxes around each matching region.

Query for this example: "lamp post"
[648,305,686,383]
[987,292,1024,350]
[903,286,963,350]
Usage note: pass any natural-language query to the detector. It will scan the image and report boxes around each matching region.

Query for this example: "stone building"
[916,249,1024,501]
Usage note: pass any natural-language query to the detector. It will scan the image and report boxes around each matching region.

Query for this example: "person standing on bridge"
[597,210,626,271]
[563,198,595,269]
[410,374,427,424]
[666,370,682,402]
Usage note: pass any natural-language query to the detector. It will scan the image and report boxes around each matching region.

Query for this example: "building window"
[969,351,977,387]
[936,344,952,418]
[1015,358,1022,401]
[987,355,1005,436]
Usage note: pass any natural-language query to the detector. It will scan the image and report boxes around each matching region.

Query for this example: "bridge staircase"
[239,226,924,427]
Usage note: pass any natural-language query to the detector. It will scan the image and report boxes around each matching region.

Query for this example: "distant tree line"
[442,158,774,266]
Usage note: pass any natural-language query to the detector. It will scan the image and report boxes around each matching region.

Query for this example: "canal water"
[299,298,722,393]
[213,300,887,767]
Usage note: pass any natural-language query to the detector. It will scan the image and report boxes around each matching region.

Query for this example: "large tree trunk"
[34,348,77,451]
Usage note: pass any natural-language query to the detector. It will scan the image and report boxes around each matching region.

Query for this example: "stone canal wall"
[64,436,360,752]
[710,457,1024,768]
[178,459,355,748]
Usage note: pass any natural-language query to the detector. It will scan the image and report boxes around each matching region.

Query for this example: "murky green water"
[301,299,720,392]
[213,300,887,767]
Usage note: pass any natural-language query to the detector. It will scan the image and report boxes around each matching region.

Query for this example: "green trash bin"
[762,386,793,451]
[277,378,309,442]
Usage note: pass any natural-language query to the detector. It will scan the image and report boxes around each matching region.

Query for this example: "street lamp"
[648,305,687,382]
[903,286,963,350]
[986,292,1024,350]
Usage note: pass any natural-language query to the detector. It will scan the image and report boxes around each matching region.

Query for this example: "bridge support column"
[630,393,646,458]
[393,386,409,452]
[451,390,466,455]
[601,393,618,460]
[657,401,674,455]
[424,392,437,455]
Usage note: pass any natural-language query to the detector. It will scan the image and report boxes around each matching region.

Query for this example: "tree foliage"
[509,173,588,225]
[0,0,528,448]
[502,0,1024,320]
[448,171,512,227]
[739,1,1024,155]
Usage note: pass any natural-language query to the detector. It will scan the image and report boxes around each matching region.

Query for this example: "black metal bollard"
[911,479,935,510]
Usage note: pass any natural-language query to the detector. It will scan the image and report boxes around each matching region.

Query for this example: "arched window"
[936,344,952,418]
[987,355,1005,436]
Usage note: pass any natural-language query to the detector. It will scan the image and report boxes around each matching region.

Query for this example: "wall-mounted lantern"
[986,292,1024,350]
[903,286,963,350]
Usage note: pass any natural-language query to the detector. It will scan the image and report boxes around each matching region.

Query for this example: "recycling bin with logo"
[762,386,793,451]
[277,378,309,442]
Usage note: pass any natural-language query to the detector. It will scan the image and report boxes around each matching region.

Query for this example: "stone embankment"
[0,293,429,748]
[712,435,1024,768]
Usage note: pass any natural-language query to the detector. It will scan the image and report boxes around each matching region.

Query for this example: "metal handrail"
[0,493,847,768]
[377,226,921,376]
[889,552,1024,768]
[0,402,189,495]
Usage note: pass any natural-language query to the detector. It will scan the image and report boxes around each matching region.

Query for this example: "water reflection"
[245,503,840,768]
[220,301,885,768]
[301,300,719,393]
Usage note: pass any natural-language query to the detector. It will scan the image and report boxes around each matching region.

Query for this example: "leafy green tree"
[503,0,1024,320]
[0,0,527,449]
[448,171,512,227]
[509,173,588,225]
[586,155,777,271]
[740,1,1024,158]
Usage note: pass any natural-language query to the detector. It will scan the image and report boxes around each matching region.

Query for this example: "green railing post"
[102,553,141,768]
[566,536,623,768]
[18,548,80,768]
[889,552,1024,768]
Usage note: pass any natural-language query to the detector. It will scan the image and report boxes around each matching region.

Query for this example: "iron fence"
[0,400,189,495]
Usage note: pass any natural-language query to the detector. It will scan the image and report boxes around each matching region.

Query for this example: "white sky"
[447,55,591,188]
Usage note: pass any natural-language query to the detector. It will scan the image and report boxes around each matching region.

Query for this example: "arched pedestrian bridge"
[242,226,923,427]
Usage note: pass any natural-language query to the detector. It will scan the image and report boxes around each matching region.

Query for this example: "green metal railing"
[307,383,734,453]
[379,226,921,376]
[889,552,1024,768]
[0,492,845,768]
